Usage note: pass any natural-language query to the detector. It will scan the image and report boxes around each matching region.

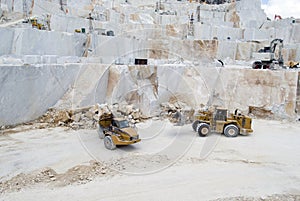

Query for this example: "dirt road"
[1,119,300,201]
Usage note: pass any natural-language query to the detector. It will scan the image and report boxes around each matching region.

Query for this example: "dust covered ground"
[1,119,300,201]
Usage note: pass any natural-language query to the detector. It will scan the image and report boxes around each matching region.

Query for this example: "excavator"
[252,38,284,69]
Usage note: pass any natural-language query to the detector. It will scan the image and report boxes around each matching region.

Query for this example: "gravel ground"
[1,119,300,201]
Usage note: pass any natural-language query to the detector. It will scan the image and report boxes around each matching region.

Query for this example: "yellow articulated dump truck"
[192,108,253,137]
[97,113,141,150]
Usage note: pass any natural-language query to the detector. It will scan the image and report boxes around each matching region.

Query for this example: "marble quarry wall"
[0,64,299,126]
[0,62,110,126]
[1,26,299,64]
[106,65,299,119]
[0,28,86,56]
[1,0,300,63]
[0,64,80,126]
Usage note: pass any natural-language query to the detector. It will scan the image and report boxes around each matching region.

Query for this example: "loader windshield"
[116,120,130,129]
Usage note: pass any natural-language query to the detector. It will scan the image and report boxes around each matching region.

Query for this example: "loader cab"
[214,109,227,121]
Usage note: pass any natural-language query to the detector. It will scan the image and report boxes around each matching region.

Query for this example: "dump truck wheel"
[224,124,239,137]
[192,120,200,132]
[104,136,116,150]
[97,124,105,139]
[197,123,210,137]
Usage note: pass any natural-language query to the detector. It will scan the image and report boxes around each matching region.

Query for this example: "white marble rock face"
[0,0,299,126]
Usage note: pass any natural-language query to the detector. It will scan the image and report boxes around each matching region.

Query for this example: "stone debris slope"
[0,160,112,194]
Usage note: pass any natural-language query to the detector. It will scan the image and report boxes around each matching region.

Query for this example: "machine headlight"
[131,135,139,140]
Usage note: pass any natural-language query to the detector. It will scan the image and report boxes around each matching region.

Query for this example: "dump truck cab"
[97,113,141,150]
[192,108,253,137]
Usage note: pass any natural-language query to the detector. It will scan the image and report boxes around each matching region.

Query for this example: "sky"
[261,0,300,19]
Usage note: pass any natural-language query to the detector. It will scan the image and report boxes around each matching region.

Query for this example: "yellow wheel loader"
[192,108,253,137]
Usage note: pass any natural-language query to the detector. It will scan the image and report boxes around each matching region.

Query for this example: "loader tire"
[224,124,239,137]
[192,120,200,132]
[104,136,116,150]
[197,123,210,137]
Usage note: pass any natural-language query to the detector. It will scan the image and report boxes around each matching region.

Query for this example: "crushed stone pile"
[98,103,150,124]
[248,106,274,119]
[1,99,200,134]
[159,100,195,125]
[36,106,98,130]
[0,160,112,193]
[0,103,150,134]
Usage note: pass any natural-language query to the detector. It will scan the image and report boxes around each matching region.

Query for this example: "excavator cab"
[252,38,284,69]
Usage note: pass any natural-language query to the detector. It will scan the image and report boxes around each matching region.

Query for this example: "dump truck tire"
[197,123,210,137]
[192,120,200,132]
[97,124,105,139]
[224,124,239,137]
[104,136,116,150]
